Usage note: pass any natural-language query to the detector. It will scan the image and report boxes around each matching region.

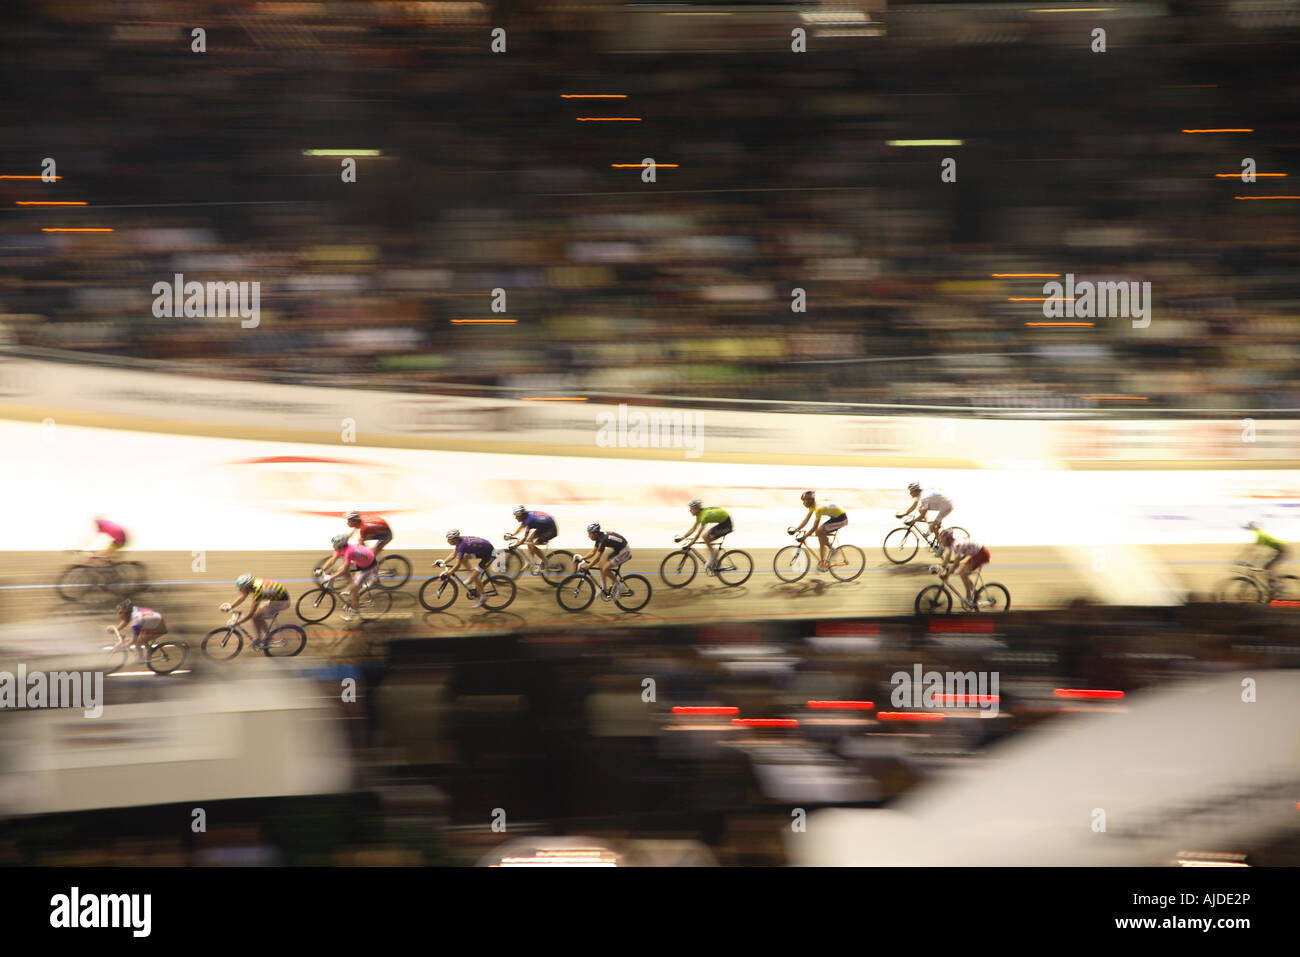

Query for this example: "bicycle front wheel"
[202,627,243,661]
[264,624,307,657]
[660,550,699,588]
[614,574,652,612]
[915,585,951,615]
[418,576,458,612]
[57,564,102,603]
[976,583,1011,612]
[773,545,811,583]
[717,550,754,587]
[147,641,190,674]
[1219,577,1263,603]
[296,587,336,623]
[828,544,866,582]
[102,645,128,675]
[375,554,412,589]
[883,528,919,564]
[556,574,596,611]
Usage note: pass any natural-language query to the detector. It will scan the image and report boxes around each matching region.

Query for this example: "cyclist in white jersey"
[897,481,954,541]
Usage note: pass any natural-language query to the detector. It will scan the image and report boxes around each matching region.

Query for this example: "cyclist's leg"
[957,558,976,603]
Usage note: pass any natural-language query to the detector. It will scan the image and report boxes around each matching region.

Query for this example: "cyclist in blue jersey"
[441,529,496,608]
[509,506,559,575]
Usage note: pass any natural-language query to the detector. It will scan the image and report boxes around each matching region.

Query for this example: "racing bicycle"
[914,566,1010,614]
[297,569,394,622]
[883,517,970,565]
[201,613,307,660]
[57,551,147,604]
[417,561,517,612]
[660,535,754,588]
[103,626,190,675]
[555,559,652,612]
[774,528,866,583]
[1216,560,1300,603]
[311,551,411,590]
[495,533,576,585]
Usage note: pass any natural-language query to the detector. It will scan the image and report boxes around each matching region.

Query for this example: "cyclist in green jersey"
[677,499,733,575]
[788,490,848,571]
[1243,522,1288,590]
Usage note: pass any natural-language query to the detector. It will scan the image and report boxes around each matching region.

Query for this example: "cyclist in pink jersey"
[92,516,128,561]
[319,533,377,619]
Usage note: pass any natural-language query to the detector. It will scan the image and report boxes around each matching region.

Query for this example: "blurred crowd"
[2,0,1299,409]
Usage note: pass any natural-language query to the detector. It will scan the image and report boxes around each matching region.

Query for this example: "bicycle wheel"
[264,624,307,657]
[496,549,523,578]
[57,564,103,603]
[375,554,412,590]
[556,574,597,611]
[356,587,393,621]
[147,641,189,674]
[614,574,652,612]
[883,527,920,564]
[1271,575,1300,601]
[915,584,952,615]
[773,545,811,583]
[716,550,754,587]
[296,587,336,623]
[481,575,516,611]
[202,627,243,661]
[660,550,699,588]
[542,550,576,586]
[102,645,128,675]
[1219,577,1263,603]
[418,575,459,612]
[828,544,866,582]
[976,583,1011,612]
[312,556,345,591]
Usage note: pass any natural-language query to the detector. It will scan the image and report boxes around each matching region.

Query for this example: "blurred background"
[2,0,1299,867]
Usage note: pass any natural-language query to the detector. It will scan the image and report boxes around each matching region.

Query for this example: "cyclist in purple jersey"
[508,506,558,575]
[441,530,496,607]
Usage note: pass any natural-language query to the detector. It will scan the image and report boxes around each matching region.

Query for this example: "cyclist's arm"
[810,512,823,533]
[229,592,248,610]
[793,508,813,532]
[682,521,704,542]
[320,553,341,574]
[898,499,919,518]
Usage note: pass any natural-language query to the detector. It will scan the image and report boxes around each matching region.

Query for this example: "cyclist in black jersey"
[578,523,632,601]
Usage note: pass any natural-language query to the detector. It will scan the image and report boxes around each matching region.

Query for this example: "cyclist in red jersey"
[345,511,392,558]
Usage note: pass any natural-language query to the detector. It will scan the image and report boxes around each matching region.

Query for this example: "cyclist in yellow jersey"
[221,573,290,647]
[788,490,848,571]
[677,499,733,574]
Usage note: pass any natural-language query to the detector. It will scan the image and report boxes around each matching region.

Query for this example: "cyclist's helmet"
[908,482,922,495]
[801,490,815,506]
[235,573,254,591]
[587,522,601,536]
[331,533,349,549]
[688,499,702,511]
[513,506,528,520]
[116,599,132,617]
[345,511,361,525]
[1243,522,1259,531]
[446,529,462,543]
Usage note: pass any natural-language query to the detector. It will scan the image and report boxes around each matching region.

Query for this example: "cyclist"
[441,530,496,608]
[578,523,632,600]
[222,573,290,647]
[320,532,378,619]
[107,598,168,660]
[345,511,392,559]
[897,482,954,546]
[936,528,992,610]
[91,516,128,562]
[1242,522,1289,593]
[508,506,559,575]
[677,499,732,575]
[788,490,847,571]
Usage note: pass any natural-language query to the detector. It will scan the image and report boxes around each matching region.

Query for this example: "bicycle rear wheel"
[264,624,307,657]
[660,550,699,588]
[556,574,596,611]
[147,641,189,674]
[498,549,524,578]
[883,527,920,564]
[202,627,243,661]
[356,587,393,621]
[614,574,652,612]
[296,587,336,623]
[1272,575,1300,601]
[773,545,810,583]
[481,575,516,611]
[915,584,951,615]
[716,550,754,587]
[828,544,866,582]
[418,576,458,612]
[976,583,1011,612]
[375,554,412,589]
[542,550,576,586]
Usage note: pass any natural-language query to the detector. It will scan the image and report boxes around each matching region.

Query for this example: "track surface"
[0,544,1274,666]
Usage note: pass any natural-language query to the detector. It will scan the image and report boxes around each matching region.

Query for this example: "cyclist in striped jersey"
[222,573,291,647]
